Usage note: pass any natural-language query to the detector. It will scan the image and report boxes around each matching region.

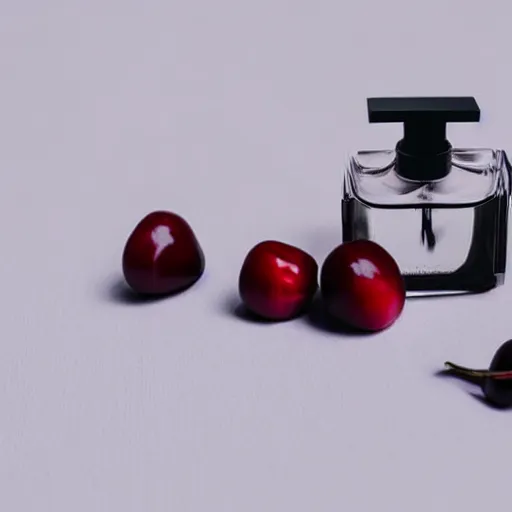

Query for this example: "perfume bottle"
[342,97,511,296]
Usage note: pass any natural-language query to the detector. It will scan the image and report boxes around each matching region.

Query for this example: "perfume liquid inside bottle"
[342,98,511,297]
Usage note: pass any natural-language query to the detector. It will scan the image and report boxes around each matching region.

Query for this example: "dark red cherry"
[122,211,205,295]
[320,240,405,331]
[238,240,318,321]
[445,339,512,408]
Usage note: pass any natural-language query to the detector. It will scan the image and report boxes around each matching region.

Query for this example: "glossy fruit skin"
[320,240,405,331]
[483,339,512,407]
[238,241,318,320]
[122,211,205,295]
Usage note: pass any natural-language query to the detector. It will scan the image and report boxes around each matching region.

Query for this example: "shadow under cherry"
[220,293,286,324]
[102,277,170,305]
[301,295,375,337]
[435,368,512,411]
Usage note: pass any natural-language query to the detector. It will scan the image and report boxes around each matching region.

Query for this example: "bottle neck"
[395,121,452,181]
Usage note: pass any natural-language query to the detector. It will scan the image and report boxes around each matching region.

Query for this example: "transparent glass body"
[342,148,511,296]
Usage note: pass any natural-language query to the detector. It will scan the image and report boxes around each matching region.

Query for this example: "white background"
[1,1,511,510]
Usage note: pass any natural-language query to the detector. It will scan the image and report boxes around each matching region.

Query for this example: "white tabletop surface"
[2,1,512,510]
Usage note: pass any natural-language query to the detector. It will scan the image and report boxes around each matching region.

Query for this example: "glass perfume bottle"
[342,97,511,296]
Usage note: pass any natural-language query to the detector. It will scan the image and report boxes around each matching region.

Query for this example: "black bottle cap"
[367,97,480,180]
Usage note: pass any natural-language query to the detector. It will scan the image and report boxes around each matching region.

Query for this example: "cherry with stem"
[443,339,512,408]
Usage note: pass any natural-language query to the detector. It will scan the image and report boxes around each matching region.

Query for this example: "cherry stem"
[444,362,512,380]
